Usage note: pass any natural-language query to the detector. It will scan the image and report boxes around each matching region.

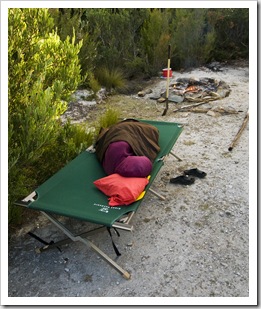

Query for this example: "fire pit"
[159,77,231,103]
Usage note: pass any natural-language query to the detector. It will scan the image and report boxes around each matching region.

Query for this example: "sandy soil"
[7,61,253,305]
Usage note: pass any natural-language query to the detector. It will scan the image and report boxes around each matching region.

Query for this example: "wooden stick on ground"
[228,109,249,151]
[172,101,211,113]
[187,107,238,114]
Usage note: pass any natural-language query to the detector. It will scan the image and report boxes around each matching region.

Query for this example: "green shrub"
[170,9,216,69]
[8,120,95,226]
[88,73,101,95]
[125,56,148,78]
[8,8,83,224]
[94,108,120,135]
[140,9,171,75]
[39,121,95,177]
[207,8,249,61]
[48,8,97,79]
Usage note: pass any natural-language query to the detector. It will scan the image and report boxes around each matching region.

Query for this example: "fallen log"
[228,109,249,151]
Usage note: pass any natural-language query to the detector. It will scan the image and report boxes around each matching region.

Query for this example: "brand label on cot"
[93,203,121,212]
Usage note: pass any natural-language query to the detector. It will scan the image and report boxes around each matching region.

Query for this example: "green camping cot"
[15,119,183,279]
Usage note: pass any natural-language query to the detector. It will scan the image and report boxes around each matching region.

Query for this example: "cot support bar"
[33,226,108,253]
[40,211,131,280]
[148,188,166,200]
[170,151,182,161]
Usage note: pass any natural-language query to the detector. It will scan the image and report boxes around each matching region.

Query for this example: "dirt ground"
[6,61,255,305]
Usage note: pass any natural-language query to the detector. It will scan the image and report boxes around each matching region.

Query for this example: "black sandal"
[184,168,207,178]
[170,175,195,185]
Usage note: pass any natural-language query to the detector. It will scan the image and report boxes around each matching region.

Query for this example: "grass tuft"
[95,67,128,93]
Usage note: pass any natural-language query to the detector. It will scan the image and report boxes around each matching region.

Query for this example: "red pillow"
[93,173,149,206]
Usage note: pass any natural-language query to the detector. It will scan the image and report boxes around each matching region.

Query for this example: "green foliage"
[170,9,216,68]
[207,8,249,60]
[140,9,172,74]
[38,121,95,179]
[8,120,95,225]
[125,56,148,78]
[94,108,120,135]
[51,8,249,79]
[82,9,140,70]
[8,8,83,224]
[53,9,150,80]
[88,73,101,95]
[8,8,82,167]
[8,170,35,225]
[48,8,97,79]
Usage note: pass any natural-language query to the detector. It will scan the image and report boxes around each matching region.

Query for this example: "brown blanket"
[95,119,160,163]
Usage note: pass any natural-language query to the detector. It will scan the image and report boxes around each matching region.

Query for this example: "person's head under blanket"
[95,119,160,178]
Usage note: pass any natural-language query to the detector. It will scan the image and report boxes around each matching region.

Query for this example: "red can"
[162,68,173,78]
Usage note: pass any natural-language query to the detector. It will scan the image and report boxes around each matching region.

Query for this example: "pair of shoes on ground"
[170,168,207,185]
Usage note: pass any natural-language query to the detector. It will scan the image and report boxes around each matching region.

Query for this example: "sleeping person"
[95,119,160,178]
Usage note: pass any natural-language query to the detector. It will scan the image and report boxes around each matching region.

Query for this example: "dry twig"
[228,109,249,151]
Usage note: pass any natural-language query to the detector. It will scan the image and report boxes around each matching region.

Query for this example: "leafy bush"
[48,8,97,79]
[125,56,148,79]
[37,121,95,178]
[170,9,216,69]
[140,9,172,75]
[8,8,83,224]
[88,73,101,95]
[50,8,249,79]
[94,107,120,136]
[207,8,249,61]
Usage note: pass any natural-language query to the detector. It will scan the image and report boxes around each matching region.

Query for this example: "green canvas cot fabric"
[26,120,183,227]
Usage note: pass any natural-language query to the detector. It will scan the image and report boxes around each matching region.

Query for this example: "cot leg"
[85,239,131,280]
[170,150,182,161]
[41,212,131,280]
[148,188,166,200]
